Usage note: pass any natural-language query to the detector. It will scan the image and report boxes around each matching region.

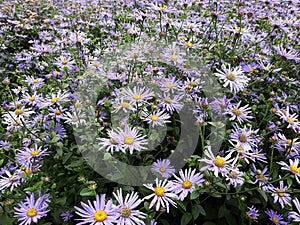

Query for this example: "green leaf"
[218,204,229,218]
[0,159,4,167]
[257,189,268,205]
[190,190,200,200]
[181,212,192,225]
[176,200,187,212]
[192,204,205,219]
[80,188,95,197]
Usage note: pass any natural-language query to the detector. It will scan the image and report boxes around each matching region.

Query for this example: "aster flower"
[143,178,177,213]
[171,168,204,200]
[250,165,270,191]
[276,106,300,133]
[158,93,183,114]
[118,125,148,154]
[74,194,117,225]
[246,206,259,221]
[113,188,146,225]
[224,101,253,124]
[141,109,171,128]
[265,209,287,225]
[158,76,180,93]
[14,192,50,225]
[199,148,234,177]
[151,159,175,179]
[278,158,300,184]
[225,167,244,188]
[214,64,250,93]
[229,123,260,151]
[98,128,124,153]
[289,198,300,222]
[121,86,154,104]
[42,91,70,108]
[274,44,300,62]
[60,210,74,222]
[54,54,76,71]
[269,178,291,209]
[16,145,48,167]
[0,169,22,192]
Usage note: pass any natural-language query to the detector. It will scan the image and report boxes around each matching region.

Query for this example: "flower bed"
[0,0,299,224]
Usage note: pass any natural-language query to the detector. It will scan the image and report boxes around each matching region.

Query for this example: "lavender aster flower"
[74,194,117,225]
[14,192,50,225]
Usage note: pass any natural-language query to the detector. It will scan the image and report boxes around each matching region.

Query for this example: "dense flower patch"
[0,0,299,224]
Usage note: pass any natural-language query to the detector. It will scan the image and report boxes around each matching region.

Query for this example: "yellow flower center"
[239,134,248,143]
[287,117,294,124]
[30,151,39,156]
[23,168,32,175]
[236,145,244,152]
[214,156,225,167]
[159,6,165,11]
[119,206,131,218]
[72,116,79,122]
[232,109,241,116]
[186,42,193,47]
[27,208,37,217]
[124,136,134,145]
[228,171,237,178]
[121,102,130,108]
[94,210,107,222]
[249,68,254,73]
[29,96,35,101]
[62,60,68,65]
[15,109,24,115]
[166,83,174,89]
[13,120,21,126]
[182,180,192,189]
[55,109,61,115]
[290,165,300,173]
[164,98,172,104]
[151,115,159,121]
[171,55,178,61]
[154,186,165,197]
[272,216,279,223]
[226,73,236,81]
[277,189,285,197]
[132,94,141,100]
[159,167,166,172]
[286,139,292,145]
[51,97,59,103]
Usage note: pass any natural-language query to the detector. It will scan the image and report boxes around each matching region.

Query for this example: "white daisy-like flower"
[143,178,177,213]
[278,158,300,184]
[118,125,148,154]
[121,86,154,104]
[224,101,253,124]
[214,64,250,93]
[113,188,146,225]
[171,168,204,201]
[199,147,235,177]
[141,109,171,128]
[151,159,175,178]
[276,106,300,133]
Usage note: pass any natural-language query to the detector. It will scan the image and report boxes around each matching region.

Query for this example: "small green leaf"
[181,212,192,225]
[80,188,95,196]
[190,190,200,200]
